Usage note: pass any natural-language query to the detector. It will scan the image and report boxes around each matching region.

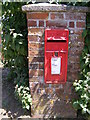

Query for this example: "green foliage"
[15,85,32,110]
[2,2,32,110]
[73,13,90,118]
[73,76,90,114]
[2,2,28,68]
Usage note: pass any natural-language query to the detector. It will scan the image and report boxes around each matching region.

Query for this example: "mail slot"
[44,29,69,84]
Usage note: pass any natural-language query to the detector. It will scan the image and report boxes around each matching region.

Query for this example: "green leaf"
[82,108,87,114]
[82,29,87,38]
[73,101,80,109]
[80,60,85,70]
[83,46,88,53]
[5,34,11,45]
[28,97,32,103]
[11,43,15,51]
[85,38,90,45]
[87,23,90,28]
[87,109,90,114]
[16,44,20,52]
[26,105,30,110]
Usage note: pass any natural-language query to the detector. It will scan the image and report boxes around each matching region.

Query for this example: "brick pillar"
[0,15,1,47]
[22,3,89,118]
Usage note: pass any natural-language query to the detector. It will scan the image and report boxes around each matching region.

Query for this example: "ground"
[0,67,31,119]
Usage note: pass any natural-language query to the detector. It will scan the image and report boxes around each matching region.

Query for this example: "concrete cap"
[22,3,90,13]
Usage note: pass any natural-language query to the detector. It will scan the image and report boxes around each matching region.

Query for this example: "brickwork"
[22,3,88,118]
[0,36,1,63]
[0,16,1,65]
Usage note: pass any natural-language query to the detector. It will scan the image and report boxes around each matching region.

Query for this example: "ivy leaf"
[87,23,90,28]
[16,44,20,52]
[26,105,30,110]
[87,109,90,114]
[80,60,84,70]
[13,33,18,38]
[88,45,90,52]
[83,46,88,53]
[85,58,89,64]
[82,29,87,38]
[73,101,80,109]
[82,108,87,114]
[28,97,32,103]
[5,34,11,45]
[11,42,15,51]
[85,38,90,45]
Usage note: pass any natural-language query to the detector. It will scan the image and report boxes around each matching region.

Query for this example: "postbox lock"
[45,29,69,84]
[55,52,58,57]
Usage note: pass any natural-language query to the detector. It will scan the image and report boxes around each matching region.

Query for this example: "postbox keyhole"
[55,52,58,57]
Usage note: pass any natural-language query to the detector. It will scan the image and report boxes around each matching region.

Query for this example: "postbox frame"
[44,29,69,84]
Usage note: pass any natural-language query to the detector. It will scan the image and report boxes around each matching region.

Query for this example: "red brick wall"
[0,16,2,64]
[0,35,1,63]
[24,6,86,118]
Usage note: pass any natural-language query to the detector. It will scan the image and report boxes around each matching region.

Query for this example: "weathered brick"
[38,82,45,88]
[28,28,44,36]
[74,29,84,35]
[69,35,83,42]
[29,77,39,82]
[68,56,80,64]
[70,29,83,35]
[63,82,73,94]
[65,13,86,20]
[29,81,40,94]
[51,84,63,88]
[76,21,85,28]
[50,12,64,19]
[67,72,79,82]
[55,88,64,96]
[68,66,80,73]
[29,69,44,77]
[27,20,37,27]
[73,63,80,70]
[28,43,44,50]
[68,47,83,56]
[28,50,44,57]
[39,21,44,27]
[45,88,49,94]
[39,62,44,69]
[46,20,67,27]
[27,12,49,19]
[69,41,84,48]
[28,57,44,63]
[47,100,77,118]
[56,89,77,101]
[28,35,43,42]
[68,63,80,74]
[28,50,39,57]
[69,21,74,28]
[48,87,53,94]
[29,82,39,93]
[29,63,39,69]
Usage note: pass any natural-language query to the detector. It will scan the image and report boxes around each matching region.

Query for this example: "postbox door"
[45,29,69,84]
[45,51,67,83]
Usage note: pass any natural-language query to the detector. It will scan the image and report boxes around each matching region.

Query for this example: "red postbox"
[44,29,69,84]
